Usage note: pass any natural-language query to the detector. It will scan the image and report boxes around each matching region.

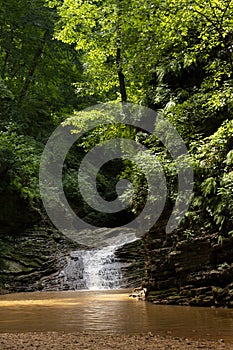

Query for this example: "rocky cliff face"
[0,192,88,293]
[1,194,233,302]
[115,239,145,288]
[143,216,233,308]
[0,227,85,293]
[0,225,145,293]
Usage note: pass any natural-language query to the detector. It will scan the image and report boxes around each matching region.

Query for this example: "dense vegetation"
[0,0,232,241]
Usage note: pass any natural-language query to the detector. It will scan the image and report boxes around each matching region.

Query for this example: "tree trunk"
[116,48,127,102]
[18,29,51,103]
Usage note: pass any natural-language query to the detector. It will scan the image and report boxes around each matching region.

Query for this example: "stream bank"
[1,193,233,306]
[143,214,233,308]
[0,332,232,350]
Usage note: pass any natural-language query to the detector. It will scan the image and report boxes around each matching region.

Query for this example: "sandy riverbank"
[0,332,232,350]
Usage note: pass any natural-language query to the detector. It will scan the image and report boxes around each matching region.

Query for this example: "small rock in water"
[129,287,147,300]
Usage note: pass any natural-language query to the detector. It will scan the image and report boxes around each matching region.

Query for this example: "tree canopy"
[0,0,232,239]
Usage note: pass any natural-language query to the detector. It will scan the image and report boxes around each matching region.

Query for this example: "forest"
[0,0,233,302]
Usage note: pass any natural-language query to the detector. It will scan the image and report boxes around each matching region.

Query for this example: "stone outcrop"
[1,190,232,302]
[115,239,145,288]
[143,217,233,307]
[0,226,145,292]
[0,227,85,293]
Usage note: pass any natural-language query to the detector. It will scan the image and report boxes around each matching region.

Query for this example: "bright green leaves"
[49,0,121,99]
[202,177,217,196]
[48,0,233,105]
[47,0,165,102]
[190,120,233,232]
[226,150,233,165]
[1,0,232,238]
[147,0,233,145]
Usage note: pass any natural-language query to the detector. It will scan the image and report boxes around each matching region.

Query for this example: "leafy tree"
[190,120,233,234]
[147,0,233,141]
[0,0,83,136]
[47,0,166,102]
[1,0,232,239]
[50,0,233,234]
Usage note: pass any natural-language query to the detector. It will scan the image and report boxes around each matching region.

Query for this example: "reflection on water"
[0,290,233,341]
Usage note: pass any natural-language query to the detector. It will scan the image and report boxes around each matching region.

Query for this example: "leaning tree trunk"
[18,29,51,103]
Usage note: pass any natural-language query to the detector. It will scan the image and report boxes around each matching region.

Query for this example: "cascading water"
[58,228,138,290]
[79,246,124,290]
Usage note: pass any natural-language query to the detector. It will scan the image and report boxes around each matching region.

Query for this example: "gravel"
[0,332,232,350]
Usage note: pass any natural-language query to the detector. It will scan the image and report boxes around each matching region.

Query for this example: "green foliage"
[0,0,87,216]
[43,0,233,112]
[189,120,233,232]
[0,0,232,238]
[145,0,233,143]
[0,0,84,136]
[47,0,166,102]
[0,130,41,204]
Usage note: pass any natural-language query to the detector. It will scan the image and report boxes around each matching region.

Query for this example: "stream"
[1,229,233,342]
[0,290,233,342]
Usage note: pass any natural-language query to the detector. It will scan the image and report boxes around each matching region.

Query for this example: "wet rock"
[0,227,84,293]
[115,239,145,288]
[129,287,147,300]
[0,226,145,292]
[143,214,233,307]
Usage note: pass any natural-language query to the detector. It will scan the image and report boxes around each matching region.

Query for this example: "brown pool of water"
[0,290,232,341]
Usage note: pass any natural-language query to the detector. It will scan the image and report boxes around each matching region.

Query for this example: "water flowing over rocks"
[43,228,145,291]
[1,200,233,306]
[0,226,145,292]
[43,246,125,291]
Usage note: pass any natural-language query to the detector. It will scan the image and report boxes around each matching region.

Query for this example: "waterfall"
[58,228,138,290]
[79,246,123,290]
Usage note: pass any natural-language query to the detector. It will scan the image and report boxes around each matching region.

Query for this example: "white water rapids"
[58,228,138,290]
[79,246,123,289]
